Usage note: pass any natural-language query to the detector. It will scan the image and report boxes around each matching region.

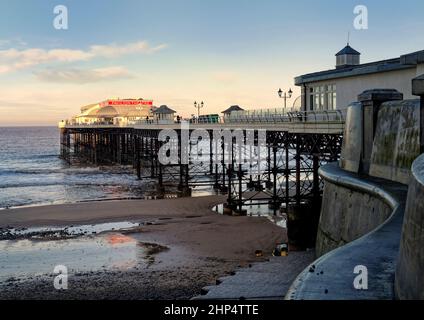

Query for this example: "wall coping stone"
[358,89,403,103]
[412,75,424,96]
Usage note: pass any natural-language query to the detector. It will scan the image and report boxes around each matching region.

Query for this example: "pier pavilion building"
[73,98,154,125]
[295,46,424,111]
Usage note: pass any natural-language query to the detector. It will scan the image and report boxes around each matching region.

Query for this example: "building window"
[309,84,337,110]
[327,84,337,110]
[309,88,314,111]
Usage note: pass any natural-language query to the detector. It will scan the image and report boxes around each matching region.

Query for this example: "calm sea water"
[0,127,146,209]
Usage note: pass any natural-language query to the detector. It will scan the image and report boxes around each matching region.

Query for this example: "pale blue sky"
[0,0,423,125]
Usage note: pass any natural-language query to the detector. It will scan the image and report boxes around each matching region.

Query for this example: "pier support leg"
[312,153,320,203]
[266,145,272,189]
[237,163,246,215]
[220,140,228,193]
[209,133,214,175]
[295,136,301,207]
[65,131,71,164]
[150,137,155,178]
[285,142,290,213]
[136,136,141,180]
[269,144,280,215]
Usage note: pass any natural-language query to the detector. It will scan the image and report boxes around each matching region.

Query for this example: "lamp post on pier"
[194,101,204,121]
[278,88,293,111]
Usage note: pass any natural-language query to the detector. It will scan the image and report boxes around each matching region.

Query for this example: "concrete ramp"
[193,252,314,300]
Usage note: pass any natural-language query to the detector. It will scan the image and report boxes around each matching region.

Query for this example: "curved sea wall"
[316,178,392,257]
[317,99,420,257]
[395,154,424,299]
[286,163,406,300]
[288,93,421,300]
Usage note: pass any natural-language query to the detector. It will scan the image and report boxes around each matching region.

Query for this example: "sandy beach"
[0,196,302,300]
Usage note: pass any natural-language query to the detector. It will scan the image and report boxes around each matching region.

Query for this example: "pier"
[59,110,344,229]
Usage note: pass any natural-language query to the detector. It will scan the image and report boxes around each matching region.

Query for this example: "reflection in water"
[0,233,146,282]
[106,234,134,245]
[214,201,287,229]
[4,221,141,239]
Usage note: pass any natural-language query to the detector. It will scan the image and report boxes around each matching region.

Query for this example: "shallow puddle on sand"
[4,221,141,238]
[0,232,148,282]
[214,202,287,229]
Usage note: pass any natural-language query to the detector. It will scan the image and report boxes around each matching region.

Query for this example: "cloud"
[0,40,10,47]
[34,66,135,84]
[0,99,63,112]
[0,48,93,73]
[0,40,167,74]
[90,42,168,58]
[0,38,27,48]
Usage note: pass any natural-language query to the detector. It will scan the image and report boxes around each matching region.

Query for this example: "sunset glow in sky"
[0,0,423,125]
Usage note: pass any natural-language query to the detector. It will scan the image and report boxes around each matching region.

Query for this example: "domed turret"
[336,44,361,69]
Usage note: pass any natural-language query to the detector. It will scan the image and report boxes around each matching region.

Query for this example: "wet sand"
[0,196,295,300]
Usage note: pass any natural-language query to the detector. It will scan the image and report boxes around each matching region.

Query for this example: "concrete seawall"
[395,154,424,299]
[316,178,392,257]
[287,87,423,299]
[286,163,407,300]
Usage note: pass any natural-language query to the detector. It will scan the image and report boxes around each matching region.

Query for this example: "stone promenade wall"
[395,154,424,299]
[316,179,392,257]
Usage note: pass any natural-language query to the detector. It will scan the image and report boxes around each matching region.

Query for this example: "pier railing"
[129,110,346,125]
[226,109,345,124]
[61,109,346,128]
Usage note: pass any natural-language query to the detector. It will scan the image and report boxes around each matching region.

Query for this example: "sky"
[0,0,423,126]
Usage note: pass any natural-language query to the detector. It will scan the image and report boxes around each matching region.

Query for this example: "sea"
[0,127,148,209]
[0,126,302,211]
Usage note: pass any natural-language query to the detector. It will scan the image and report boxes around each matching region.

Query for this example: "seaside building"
[221,105,245,121]
[295,46,424,111]
[152,105,177,124]
[73,98,154,125]
[222,105,245,116]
